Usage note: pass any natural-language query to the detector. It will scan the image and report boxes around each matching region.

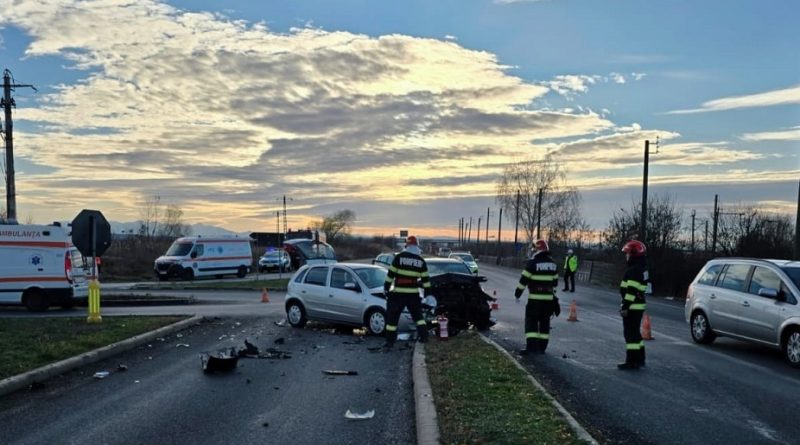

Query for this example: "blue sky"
[0,0,797,238]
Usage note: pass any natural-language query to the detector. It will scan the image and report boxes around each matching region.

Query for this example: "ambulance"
[0,223,89,311]
[154,236,253,281]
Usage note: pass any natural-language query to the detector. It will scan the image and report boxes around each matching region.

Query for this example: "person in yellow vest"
[562,249,577,292]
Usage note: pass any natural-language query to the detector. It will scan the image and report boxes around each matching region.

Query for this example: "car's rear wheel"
[690,311,716,344]
[364,308,387,336]
[783,328,800,368]
[236,266,248,278]
[24,289,49,312]
[286,301,307,328]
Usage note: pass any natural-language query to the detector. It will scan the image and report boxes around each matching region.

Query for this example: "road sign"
[71,209,112,257]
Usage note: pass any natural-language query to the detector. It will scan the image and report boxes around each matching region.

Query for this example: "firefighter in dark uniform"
[618,240,649,370]
[383,235,431,348]
[514,239,559,355]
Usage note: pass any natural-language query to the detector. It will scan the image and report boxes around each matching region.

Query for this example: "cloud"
[543,73,645,98]
[667,85,800,114]
[741,126,800,141]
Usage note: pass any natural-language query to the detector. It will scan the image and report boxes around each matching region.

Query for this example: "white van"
[154,236,253,281]
[0,223,88,311]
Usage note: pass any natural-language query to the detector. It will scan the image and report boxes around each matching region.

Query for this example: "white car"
[448,252,478,275]
[284,263,421,335]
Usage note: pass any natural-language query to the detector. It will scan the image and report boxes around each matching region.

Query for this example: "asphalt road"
[0,314,416,445]
[478,262,800,445]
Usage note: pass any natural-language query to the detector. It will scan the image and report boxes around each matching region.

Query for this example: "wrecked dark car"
[426,258,496,335]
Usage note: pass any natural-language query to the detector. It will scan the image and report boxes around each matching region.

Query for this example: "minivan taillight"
[65,252,74,283]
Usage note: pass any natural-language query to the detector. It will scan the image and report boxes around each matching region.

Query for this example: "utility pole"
[485,207,490,256]
[691,209,696,252]
[536,188,544,239]
[476,217,481,246]
[2,69,36,223]
[497,208,503,256]
[711,194,719,253]
[704,220,709,252]
[513,190,520,250]
[640,138,659,242]
[467,216,473,244]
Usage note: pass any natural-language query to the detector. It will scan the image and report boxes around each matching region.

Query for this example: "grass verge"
[426,331,586,445]
[0,316,187,380]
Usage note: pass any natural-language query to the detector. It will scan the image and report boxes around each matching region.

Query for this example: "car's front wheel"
[286,301,307,328]
[783,328,800,368]
[365,308,387,336]
[690,311,716,344]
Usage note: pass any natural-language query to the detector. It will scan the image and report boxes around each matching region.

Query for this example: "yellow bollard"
[87,279,102,323]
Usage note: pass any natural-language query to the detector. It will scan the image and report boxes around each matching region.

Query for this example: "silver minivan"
[685,258,800,367]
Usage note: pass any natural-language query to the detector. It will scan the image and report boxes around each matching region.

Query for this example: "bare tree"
[138,195,162,238]
[313,209,356,244]
[160,204,192,238]
[604,193,683,255]
[716,205,794,258]
[495,154,583,244]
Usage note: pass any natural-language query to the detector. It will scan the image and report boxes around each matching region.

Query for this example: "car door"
[738,266,786,344]
[709,264,752,334]
[299,266,330,318]
[326,267,365,324]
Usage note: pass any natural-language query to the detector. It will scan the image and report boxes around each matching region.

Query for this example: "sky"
[0,0,798,240]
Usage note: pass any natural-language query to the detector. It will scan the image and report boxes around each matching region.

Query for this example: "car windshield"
[352,267,387,288]
[428,261,472,276]
[452,253,474,262]
[166,242,193,257]
[781,267,800,289]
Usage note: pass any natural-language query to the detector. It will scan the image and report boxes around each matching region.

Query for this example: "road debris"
[274,337,285,345]
[201,352,239,374]
[323,370,358,376]
[93,371,110,379]
[274,320,286,327]
[117,364,128,372]
[176,343,190,348]
[345,409,375,420]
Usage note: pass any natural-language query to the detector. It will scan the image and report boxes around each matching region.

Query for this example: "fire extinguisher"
[437,314,449,340]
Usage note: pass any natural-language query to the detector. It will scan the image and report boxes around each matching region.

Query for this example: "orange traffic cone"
[491,289,499,311]
[261,288,270,303]
[641,313,654,340]
[567,300,578,322]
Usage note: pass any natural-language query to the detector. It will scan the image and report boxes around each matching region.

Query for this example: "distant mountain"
[109,221,246,237]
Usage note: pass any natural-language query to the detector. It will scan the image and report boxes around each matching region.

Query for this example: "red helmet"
[533,239,549,252]
[406,235,418,246]
[622,240,646,256]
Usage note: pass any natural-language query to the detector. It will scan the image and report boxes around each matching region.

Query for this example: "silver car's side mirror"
[757,287,779,299]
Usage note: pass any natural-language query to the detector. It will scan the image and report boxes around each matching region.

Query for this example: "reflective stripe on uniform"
[416,319,427,326]
[629,303,646,310]
[386,325,397,332]
[394,268,423,278]
[392,287,421,294]
[528,294,554,301]
[626,342,642,350]
[526,332,550,339]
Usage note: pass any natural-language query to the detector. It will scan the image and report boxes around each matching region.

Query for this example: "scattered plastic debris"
[134,380,140,384]
[201,352,239,373]
[176,333,184,338]
[93,371,110,379]
[323,370,358,376]
[218,334,228,340]
[397,333,411,341]
[117,364,128,372]
[262,422,269,428]
[176,343,190,348]
[274,320,286,327]
[345,409,375,420]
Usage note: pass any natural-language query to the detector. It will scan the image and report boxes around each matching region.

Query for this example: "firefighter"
[618,240,649,370]
[383,235,431,348]
[562,249,578,292]
[514,239,559,355]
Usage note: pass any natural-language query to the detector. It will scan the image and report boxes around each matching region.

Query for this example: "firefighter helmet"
[406,235,418,246]
[622,240,646,256]
[533,239,549,252]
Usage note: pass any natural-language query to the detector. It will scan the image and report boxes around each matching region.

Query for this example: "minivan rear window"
[697,264,723,285]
